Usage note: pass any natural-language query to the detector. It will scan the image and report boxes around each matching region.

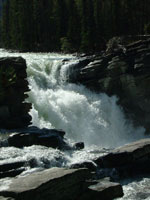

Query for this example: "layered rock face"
[94,138,150,178]
[68,38,150,131]
[0,168,123,200]
[0,57,31,129]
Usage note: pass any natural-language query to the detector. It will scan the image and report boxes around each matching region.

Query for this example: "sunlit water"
[0,49,149,199]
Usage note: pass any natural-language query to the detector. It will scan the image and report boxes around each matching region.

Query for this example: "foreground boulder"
[0,168,123,200]
[0,168,90,200]
[95,138,150,178]
[7,126,68,149]
[0,57,31,129]
[79,178,123,200]
[68,37,150,131]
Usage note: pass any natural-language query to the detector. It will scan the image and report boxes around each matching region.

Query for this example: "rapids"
[0,49,149,199]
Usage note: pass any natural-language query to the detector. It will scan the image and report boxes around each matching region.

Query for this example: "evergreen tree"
[66,0,81,51]
[1,0,10,48]
[1,0,150,52]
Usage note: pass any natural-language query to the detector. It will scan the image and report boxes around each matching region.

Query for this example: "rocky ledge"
[0,168,123,200]
[94,138,150,179]
[0,57,31,129]
[0,126,84,150]
[70,138,150,180]
[68,37,150,132]
[1,138,150,199]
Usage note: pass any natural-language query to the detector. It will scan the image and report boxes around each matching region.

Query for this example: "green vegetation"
[0,0,150,52]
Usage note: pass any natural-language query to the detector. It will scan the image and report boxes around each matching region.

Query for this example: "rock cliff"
[0,57,31,129]
[68,37,150,132]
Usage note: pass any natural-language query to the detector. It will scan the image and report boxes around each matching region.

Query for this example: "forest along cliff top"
[0,1,150,53]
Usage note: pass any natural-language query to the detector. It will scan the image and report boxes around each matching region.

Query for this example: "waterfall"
[24,53,145,148]
[0,50,145,148]
[0,50,149,199]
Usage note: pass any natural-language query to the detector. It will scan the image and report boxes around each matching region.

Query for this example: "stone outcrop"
[68,138,150,179]
[7,126,67,149]
[70,161,97,171]
[0,197,14,200]
[0,168,123,200]
[95,138,150,178]
[79,178,123,200]
[68,37,150,131]
[0,57,31,129]
[0,161,26,179]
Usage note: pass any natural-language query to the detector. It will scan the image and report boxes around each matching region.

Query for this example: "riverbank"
[0,38,150,199]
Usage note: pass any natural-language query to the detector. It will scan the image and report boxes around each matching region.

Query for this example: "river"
[0,49,149,199]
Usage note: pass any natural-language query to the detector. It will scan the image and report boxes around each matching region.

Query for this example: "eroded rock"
[0,168,124,200]
[0,57,31,129]
[70,161,97,171]
[95,138,150,178]
[0,161,25,173]
[0,196,14,200]
[0,168,91,200]
[68,37,150,132]
[7,126,68,149]
[0,161,26,179]
[79,178,123,200]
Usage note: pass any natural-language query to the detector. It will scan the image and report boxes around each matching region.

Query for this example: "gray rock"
[73,142,84,150]
[0,161,26,179]
[0,57,31,129]
[0,197,14,200]
[79,178,123,200]
[0,161,26,173]
[0,168,91,200]
[95,138,150,178]
[7,126,68,149]
[67,38,150,132]
[0,168,25,179]
[70,161,97,171]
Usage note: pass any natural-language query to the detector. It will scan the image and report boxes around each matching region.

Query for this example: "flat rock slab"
[95,138,150,168]
[7,126,67,149]
[88,180,123,200]
[113,138,150,155]
[0,168,90,200]
[0,197,14,200]
[79,178,123,200]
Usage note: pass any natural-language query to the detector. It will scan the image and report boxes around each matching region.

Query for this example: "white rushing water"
[0,49,145,147]
[0,49,149,199]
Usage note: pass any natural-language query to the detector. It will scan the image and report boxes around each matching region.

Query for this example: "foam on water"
[0,49,149,199]
[116,177,150,200]
[26,53,145,148]
[0,49,145,148]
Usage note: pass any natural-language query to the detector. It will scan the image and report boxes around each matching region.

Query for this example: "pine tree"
[66,0,81,51]
[1,0,10,48]
[1,0,150,52]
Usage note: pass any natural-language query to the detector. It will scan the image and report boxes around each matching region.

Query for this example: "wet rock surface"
[0,168,90,200]
[95,138,150,178]
[0,197,14,200]
[0,57,31,129]
[70,161,97,171]
[79,178,123,200]
[7,126,68,149]
[68,37,150,131]
[0,161,26,179]
[1,135,150,199]
[0,168,123,200]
